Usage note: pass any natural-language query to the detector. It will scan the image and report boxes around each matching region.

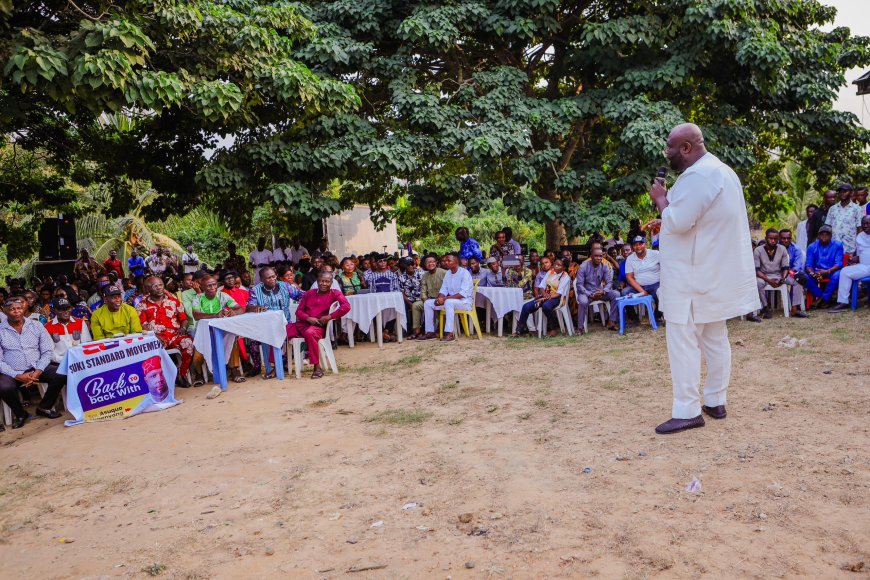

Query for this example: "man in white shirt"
[650,123,760,435]
[829,215,870,312]
[795,204,816,255]
[249,237,274,284]
[272,237,290,262]
[420,253,473,342]
[622,235,662,319]
[288,237,309,265]
[181,244,200,274]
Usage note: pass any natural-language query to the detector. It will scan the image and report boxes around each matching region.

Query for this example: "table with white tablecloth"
[475,286,525,337]
[343,292,406,348]
[192,310,288,389]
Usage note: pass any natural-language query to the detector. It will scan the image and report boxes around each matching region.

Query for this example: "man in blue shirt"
[804,225,844,307]
[127,249,146,278]
[455,227,483,264]
[779,229,803,271]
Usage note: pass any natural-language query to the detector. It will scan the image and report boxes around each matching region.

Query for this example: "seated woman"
[514,257,571,337]
[337,257,366,295]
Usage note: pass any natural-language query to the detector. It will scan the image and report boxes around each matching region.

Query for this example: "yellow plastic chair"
[439,279,484,340]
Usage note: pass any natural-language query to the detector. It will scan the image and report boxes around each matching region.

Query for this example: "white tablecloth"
[193,311,288,372]
[344,292,407,334]
[476,286,524,318]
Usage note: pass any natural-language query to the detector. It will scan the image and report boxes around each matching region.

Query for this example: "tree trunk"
[545,219,566,251]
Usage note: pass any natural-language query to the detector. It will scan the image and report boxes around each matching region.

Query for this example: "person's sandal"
[311,368,324,379]
[206,386,222,399]
[264,370,277,379]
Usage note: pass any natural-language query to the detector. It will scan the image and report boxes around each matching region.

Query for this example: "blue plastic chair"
[851,276,870,310]
[617,294,658,335]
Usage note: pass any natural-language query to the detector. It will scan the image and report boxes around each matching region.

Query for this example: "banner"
[58,334,182,426]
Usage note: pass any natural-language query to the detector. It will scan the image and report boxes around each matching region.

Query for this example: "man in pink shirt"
[287,271,350,378]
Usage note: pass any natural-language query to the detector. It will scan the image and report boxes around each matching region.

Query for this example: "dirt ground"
[0,308,868,579]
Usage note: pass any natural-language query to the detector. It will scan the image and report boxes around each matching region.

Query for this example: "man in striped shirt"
[0,296,66,429]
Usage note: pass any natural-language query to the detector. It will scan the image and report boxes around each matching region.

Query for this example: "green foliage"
[1,0,360,248]
[292,0,870,247]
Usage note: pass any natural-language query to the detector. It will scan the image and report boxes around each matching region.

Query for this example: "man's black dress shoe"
[655,415,705,434]
[702,405,727,419]
[11,413,32,429]
[35,407,62,419]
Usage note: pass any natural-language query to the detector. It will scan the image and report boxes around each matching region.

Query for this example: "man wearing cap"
[397,257,424,324]
[91,285,143,339]
[574,248,619,332]
[363,254,400,293]
[0,296,67,428]
[44,298,92,363]
[622,235,662,320]
[825,183,864,261]
[420,253,474,342]
[649,123,760,435]
[804,225,844,307]
[479,256,504,287]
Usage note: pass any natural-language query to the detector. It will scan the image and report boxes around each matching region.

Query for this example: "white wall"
[323,206,398,257]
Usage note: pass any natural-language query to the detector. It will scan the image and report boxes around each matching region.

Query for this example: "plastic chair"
[851,276,870,310]
[439,280,483,339]
[617,294,658,335]
[537,295,574,337]
[763,284,790,317]
[289,303,340,378]
[582,300,608,333]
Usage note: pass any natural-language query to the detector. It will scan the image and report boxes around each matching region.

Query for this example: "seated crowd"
[2,189,868,431]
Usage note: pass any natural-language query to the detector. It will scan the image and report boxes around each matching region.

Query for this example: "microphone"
[655,166,667,185]
[651,166,666,209]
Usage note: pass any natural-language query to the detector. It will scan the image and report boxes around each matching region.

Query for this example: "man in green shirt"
[192,275,246,384]
[179,271,204,334]
[91,286,143,339]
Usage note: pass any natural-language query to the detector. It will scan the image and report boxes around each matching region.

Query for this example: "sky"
[827,0,870,127]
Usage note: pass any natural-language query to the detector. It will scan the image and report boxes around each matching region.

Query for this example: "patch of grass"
[397,354,423,366]
[365,409,433,426]
[447,417,464,425]
[533,399,549,408]
[142,563,167,577]
[831,328,850,341]
[350,364,378,374]
[309,398,338,408]
[439,381,459,391]
[518,412,532,420]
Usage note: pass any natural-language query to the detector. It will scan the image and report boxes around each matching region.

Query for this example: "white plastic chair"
[537,296,574,337]
[582,300,608,333]
[763,284,790,317]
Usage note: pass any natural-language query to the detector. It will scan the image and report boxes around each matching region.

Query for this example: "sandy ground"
[0,308,868,579]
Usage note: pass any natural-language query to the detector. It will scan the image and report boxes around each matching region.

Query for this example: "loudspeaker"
[38,218,60,260]
[58,214,77,260]
[34,260,76,280]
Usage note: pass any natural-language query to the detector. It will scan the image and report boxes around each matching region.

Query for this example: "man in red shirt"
[103,250,124,279]
[44,298,92,363]
[286,271,350,379]
[138,275,192,387]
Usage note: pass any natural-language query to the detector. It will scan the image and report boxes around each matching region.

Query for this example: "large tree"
[287,0,870,247]
[1,0,359,257]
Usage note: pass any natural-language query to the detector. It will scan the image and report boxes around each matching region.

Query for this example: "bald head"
[664,123,707,172]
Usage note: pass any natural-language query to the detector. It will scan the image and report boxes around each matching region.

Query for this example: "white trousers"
[424,299,471,333]
[665,311,731,419]
[837,264,870,304]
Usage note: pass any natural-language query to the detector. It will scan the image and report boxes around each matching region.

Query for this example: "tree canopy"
[292,0,870,247]
[2,0,869,256]
[1,0,359,259]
